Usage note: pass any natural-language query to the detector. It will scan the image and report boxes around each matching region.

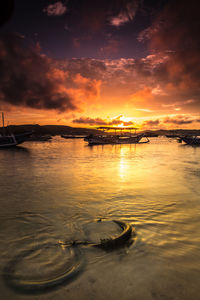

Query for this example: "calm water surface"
[0,137,200,299]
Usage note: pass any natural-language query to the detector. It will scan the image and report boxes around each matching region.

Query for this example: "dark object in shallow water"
[92,220,133,250]
[3,220,134,294]
[70,220,134,250]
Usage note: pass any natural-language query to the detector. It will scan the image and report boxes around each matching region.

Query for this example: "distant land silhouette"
[0,124,200,137]
[0,124,100,136]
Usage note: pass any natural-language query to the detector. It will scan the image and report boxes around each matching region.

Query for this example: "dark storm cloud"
[60,57,153,88]
[72,116,134,126]
[109,1,138,27]
[56,54,198,115]
[58,58,107,80]
[68,0,139,32]
[99,39,120,57]
[139,0,200,108]
[0,33,79,112]
[148,0,200,53]
[2,0,200,117]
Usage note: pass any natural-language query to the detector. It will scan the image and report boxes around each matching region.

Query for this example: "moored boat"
[26,134,52,141]
[166,134,180,138]
[179,136,200,145]
[86,134,118,145]
[61,135,85,139]
[0,132,33,148]
[0,113,33,148]
[85,127,149,145]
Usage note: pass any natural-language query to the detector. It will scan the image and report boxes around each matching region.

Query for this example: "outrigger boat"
[85,126,149,145]
[0,113,33,148]
[178,135,200,145]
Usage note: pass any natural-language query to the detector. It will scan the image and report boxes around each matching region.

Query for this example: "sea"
[0,136,200,300]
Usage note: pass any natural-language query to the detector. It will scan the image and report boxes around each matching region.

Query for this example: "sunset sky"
[0,0,200,129]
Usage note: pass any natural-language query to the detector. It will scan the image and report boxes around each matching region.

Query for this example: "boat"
[85,127,149,145]
[61,135,85,139]
[0,113,33,148]
[86,134,145,145]
[166,134,180,138]
[178,136,200,145]
[26,134,52,142]
[0,132,33,148]
[85,134,118,145]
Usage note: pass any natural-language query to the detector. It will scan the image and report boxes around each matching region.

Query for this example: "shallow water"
[0,137,200,299]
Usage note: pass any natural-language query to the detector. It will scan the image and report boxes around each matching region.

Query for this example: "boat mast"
[2,112,5,135]
[2,112,4,127]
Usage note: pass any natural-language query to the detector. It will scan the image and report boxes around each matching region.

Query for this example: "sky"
[0,0,200,129]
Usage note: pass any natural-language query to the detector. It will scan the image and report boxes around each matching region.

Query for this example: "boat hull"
[15,132,33,144]
[61,135,85,139]
[180,136,200,145]
[0,132,33,148]
[0,137,18,148]
[87,134,144,145]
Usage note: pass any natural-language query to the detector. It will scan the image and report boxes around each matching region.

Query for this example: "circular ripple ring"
[3,243,84,293]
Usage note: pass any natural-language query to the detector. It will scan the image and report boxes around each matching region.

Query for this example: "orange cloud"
[72,115,134,126]
[130,87,154,108]
[73,73,101,100]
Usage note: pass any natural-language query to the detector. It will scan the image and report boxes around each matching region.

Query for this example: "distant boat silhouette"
[26,134,52,142]
[61,135,85,139]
